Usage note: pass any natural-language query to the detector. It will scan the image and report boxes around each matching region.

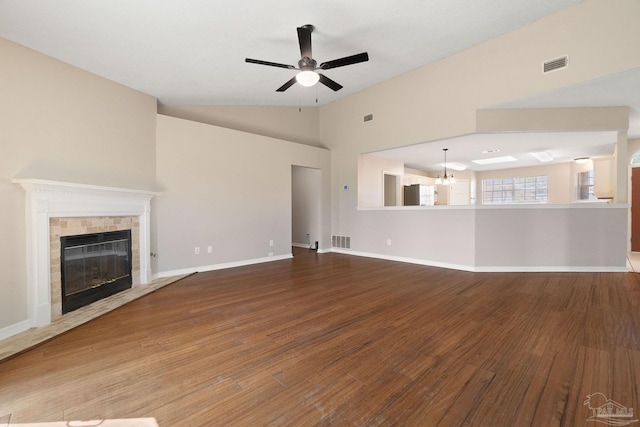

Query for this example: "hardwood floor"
[2,248,640,426]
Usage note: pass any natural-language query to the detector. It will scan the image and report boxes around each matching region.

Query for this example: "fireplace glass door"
[61,230,132,313]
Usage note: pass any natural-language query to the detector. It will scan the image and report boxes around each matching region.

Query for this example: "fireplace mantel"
[12,179,160,327]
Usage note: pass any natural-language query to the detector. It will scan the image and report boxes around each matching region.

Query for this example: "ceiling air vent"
[543,55,568,74]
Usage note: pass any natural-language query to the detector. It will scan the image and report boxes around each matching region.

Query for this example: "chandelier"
[435,148,456,185]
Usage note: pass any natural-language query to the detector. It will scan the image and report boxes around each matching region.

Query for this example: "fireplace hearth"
[61,230,133,314]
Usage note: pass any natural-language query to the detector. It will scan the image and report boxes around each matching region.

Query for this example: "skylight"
[443,162,467,171]
[530,151,553,162]
[472,156,517,165]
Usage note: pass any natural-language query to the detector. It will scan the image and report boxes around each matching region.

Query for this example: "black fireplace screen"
[61,230,132,313]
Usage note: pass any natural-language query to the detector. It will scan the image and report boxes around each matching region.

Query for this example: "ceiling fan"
[245,25,369,92]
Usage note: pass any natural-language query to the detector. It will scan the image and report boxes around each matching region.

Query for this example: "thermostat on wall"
[343,185,349,191]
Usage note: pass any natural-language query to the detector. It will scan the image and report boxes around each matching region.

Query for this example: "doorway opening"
[292,165,321,251]
[383,173,400,206]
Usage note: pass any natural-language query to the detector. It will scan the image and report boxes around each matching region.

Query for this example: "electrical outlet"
[269,240,274,247]
[207,246,212,253]
[386,239,391,246]
[195,247,200,255]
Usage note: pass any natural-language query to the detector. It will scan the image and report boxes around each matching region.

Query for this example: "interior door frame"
[630,165,640,252]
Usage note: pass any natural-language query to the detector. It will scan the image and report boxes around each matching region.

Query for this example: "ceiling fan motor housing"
[298,57,317,71]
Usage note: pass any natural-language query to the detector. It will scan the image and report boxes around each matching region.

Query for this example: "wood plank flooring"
[1,248,640,426]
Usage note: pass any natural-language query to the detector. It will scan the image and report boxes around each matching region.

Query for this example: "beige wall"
[358,154,404,208]
[2,0,639,337]
[320,0,639,260]
[154,115,331,274]
[477,107,630,133]
[628,138,640,162]
[0,38,157,333]
[158,104,322,148]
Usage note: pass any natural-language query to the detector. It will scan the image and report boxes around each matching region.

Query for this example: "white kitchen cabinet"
[436,180,470,205]
[593,157,615,199]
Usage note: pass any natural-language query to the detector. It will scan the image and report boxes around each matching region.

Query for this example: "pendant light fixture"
[435,148,456,185]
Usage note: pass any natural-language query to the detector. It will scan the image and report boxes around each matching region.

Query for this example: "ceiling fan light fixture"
[296,70,320,87]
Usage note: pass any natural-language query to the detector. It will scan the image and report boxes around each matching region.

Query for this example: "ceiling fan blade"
[276,76,298,92]
[245,58,296,70]
[319,52,369,70]
[297,25,313,59]
[318,73,343,91]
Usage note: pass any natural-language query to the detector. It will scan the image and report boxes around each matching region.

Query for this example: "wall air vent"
[543,55,568,74]
[332,235,351,249]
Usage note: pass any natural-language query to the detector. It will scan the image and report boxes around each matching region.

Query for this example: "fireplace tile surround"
[12,179,160,329]
[50,216,140,321]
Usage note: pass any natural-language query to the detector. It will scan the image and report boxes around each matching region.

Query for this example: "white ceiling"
[371,131,618,173]
[2,0,638,172]
[0,0,582,106]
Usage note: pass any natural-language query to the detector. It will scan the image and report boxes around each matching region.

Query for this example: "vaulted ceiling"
[0,0,581,106]
[2,0,639,170]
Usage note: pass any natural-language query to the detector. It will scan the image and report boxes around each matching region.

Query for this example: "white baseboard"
[330,249,475,271]
[0,319,31,341]
[472,265,628,273]
[157,253,293,278]
[329,249,627,273]
[157,249,628,278]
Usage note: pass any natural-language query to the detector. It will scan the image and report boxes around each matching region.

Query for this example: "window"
[482,175,548,204]
[576,170,596,201]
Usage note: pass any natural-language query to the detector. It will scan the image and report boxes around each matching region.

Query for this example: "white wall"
[154,115,331,275]
[292,166,321,248]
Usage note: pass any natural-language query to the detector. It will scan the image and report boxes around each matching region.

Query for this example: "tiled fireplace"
[13,179,159,327]
[51,217,139,320]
